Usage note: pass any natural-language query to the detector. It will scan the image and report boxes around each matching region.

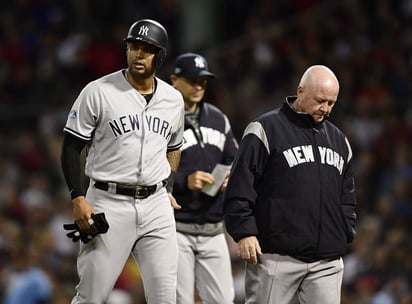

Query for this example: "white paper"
[201,164,231,197]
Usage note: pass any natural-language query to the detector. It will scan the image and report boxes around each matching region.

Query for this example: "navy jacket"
[224,97,357,262]
[174,102,238,224]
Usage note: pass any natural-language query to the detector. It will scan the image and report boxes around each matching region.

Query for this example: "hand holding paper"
[201,164,231,196]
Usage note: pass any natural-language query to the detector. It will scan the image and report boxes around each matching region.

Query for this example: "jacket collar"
[283,96,326,130]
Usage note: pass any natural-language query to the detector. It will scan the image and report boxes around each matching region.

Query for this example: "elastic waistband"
[176,221,224,236]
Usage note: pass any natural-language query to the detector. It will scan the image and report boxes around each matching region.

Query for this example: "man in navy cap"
[170,53,238,304]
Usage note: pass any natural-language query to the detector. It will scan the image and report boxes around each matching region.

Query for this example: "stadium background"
[0,0,411,303]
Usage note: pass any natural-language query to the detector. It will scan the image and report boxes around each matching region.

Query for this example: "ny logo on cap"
[194,56,206,69]
[138,25,149,36]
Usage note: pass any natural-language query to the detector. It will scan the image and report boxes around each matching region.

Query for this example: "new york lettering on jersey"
[108,113,172,139]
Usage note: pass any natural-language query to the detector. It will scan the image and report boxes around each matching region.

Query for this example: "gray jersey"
[64,69,184,185]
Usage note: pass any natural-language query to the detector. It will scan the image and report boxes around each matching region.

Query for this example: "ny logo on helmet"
[194,56,206,69]
[138,25,149,36]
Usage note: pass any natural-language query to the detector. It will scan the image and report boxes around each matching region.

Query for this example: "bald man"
[223,65,357,304]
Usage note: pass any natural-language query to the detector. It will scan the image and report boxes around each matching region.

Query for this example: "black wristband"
[166,171,176,193]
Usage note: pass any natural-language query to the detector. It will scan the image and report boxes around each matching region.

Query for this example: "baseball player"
[224,65,357,303]
[170,53,238,303]
[60,19,184,304]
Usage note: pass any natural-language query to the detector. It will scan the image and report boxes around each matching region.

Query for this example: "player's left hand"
[219,171,230,192]
[168,192,181,210]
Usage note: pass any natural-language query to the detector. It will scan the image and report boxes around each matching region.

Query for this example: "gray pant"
[71,187,178,304]
[176,231,235,304]
[245,254,344,304]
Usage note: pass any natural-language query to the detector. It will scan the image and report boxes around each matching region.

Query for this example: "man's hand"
[72,196,96,234]
[238,236,262,264]
[187,171,214,190]
[168,192,181,210]
[64,213,109,243]
[219,171,230,192]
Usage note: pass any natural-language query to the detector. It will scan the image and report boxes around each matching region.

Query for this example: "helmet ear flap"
[155,48,167,68]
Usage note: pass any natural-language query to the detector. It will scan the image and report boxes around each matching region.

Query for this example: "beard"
[128,59,156,79]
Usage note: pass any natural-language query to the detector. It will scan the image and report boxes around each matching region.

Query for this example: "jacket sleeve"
[222,114,238,165]
[173,169,189,194]
[341,137,357,242]
[223,122,270,242]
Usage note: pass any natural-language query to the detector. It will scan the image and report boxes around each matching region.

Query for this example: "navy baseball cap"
[173,53,216,79]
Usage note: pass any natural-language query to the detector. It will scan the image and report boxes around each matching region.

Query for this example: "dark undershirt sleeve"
[60,133,88,200]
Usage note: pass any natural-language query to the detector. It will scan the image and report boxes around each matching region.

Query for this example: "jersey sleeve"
[167,99,185,151]
[63,82,100,141]
[223,121,271,242]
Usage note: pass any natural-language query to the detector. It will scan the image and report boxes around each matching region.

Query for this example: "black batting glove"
[63,212,109,243]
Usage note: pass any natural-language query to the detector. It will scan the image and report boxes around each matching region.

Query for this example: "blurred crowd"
[1,0,412,303]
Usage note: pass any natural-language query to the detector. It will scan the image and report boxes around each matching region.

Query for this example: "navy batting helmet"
[124,19,168,68]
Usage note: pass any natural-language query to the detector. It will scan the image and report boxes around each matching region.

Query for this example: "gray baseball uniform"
[63,69,184,303]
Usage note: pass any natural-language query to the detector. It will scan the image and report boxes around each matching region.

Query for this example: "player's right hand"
[187,171,215,190]
[72,196,97,234]
[168,192,181,210]
[238,236,262,264]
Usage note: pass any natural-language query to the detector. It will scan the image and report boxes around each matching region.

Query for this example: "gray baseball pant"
[176,232,234,303]
[245,253,344,304]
